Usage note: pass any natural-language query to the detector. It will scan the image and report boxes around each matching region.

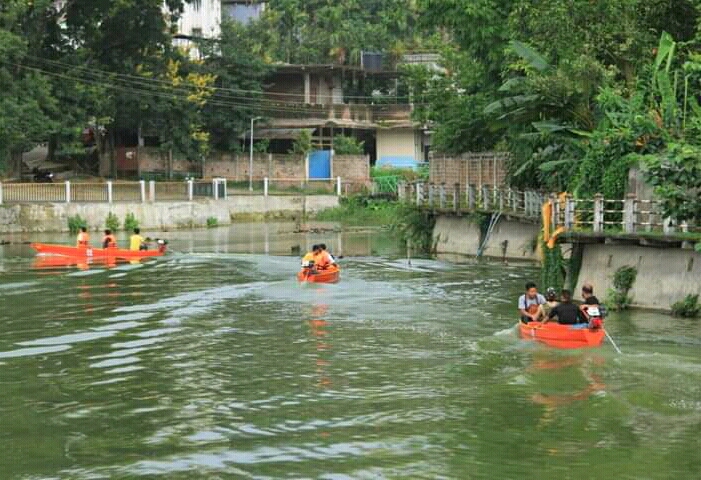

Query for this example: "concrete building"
[258,64,429,167]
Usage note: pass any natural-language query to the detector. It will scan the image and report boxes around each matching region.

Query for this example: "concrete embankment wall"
[433,215,539,261]
[575,244,701,311]
[0,195,339,233]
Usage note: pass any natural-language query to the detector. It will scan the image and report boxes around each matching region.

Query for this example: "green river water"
[0,223,700,479]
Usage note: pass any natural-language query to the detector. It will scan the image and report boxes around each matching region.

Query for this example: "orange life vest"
[103,234,117,248]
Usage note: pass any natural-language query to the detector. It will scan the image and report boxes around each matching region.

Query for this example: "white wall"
[376,128,419,163]
[173,0,221,57]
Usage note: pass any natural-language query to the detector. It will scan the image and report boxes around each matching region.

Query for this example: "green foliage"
[671,294,700,318]
[390,203,436,254]
[541,241,565,294]
[290,130,313,155]
[607,265,638,310]
[314,195,402,226]
[124,212,139,232]
[67,214,87,235]
[206,216,218,228]
[333,135,365,155]
[105,212,120,232]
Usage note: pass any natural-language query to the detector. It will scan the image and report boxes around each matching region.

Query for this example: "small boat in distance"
[31,241,167,259]
[297,264,340,283]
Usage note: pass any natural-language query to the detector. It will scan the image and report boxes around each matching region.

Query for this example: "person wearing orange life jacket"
[102,229,117,248]
[76,226,90,247]
[318,244,336,265]
[313,244,333,270]
[301,244,320,268]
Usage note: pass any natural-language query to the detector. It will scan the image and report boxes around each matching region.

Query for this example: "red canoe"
[31,242,165,259]
[519,321,605,349]
[297,265,340,283]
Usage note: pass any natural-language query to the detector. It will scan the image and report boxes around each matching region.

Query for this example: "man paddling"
[130,228,147,251]
[301,245,320,268]
[518,282,546,323]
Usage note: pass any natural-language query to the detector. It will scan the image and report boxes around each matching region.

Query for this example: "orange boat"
[297,264,340,283]
[31,242,166,259]
[32,255,119,270]
[519,321,605,349]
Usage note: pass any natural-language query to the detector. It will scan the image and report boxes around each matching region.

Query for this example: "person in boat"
[102,229,117,249]
[579,283,601,320]
[538,287,559,320]
[313,244,333,270]
[544,289,585,325]
[318,244,336,265]
[76,226,90,247]
[518,281,546,323]
[301,244,319,268]
[129,228,148,251]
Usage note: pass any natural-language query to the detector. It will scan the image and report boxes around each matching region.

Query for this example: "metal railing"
[400,183,700,235]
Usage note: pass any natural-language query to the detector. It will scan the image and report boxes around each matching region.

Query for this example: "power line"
[22,53,418,103]
[8,60,422,119]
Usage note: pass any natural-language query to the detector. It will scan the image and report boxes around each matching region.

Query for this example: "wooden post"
[453,183,460,213]
[623,194,636,233]
[65,180,71,203]
[439,183,446,209]
[564,194,575,230]
[593,194,604,233]
[468,184,476,210]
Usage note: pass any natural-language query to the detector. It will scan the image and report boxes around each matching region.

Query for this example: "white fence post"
[439,183,446,209]
[107,181,113,204]
[0,182,3,205]
[221,178,228,199]
[663,217,675,235]
[264,177,269,197]
[65,181,71,203]
[148,180,155,202]
[212,178,219,200]
[564,194,575,229]
[593,194,604,233]
[336,176,341,196]
[139,180,146,203]
[187,179,193,201]
[623,194,636,233]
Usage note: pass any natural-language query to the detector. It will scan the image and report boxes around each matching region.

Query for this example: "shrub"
[333,135,365,154]
[124,212,139,231]
[67,214,87,234]
[607,265,637,310]
[671,294,700,318]
[105,212,120,231]
[206,216,218,228]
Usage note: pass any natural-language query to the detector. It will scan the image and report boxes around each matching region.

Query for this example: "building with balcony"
[257,64,429,167]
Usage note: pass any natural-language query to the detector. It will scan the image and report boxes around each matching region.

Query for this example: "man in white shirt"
[518,281,546,323]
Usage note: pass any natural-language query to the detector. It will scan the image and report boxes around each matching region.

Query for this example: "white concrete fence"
[0,177,345,204]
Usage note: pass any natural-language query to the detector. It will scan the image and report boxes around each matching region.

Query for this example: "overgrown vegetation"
[389,204,436,254]
[671,294,700,318]
[541,241,565,293]
[105,212,120,232]
[124,212,139,231]
[206,216,218,228]
[333,135,365,155]
[314,195,402,226]
[607,265,638,310]
[67,214,87,235]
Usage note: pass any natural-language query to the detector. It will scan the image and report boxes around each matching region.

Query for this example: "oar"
[603,328,622,354]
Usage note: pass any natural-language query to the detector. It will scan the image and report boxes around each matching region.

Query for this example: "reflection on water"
[0,224,700,478]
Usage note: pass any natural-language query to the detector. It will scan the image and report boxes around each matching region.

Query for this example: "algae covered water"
[0,224,699,479]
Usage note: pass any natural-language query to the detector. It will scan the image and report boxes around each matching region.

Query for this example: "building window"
[222,1,265,24]
[191,27,202,38]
